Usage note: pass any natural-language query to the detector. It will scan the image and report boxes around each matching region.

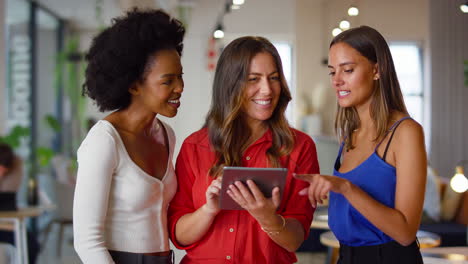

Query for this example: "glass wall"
[5,0,31,160]
[5,0,63,210]
[35,7,61,163]
[390,43,424,126]
[273,42,294,125]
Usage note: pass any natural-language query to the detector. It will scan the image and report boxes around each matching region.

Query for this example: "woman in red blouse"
[168,36,320,264]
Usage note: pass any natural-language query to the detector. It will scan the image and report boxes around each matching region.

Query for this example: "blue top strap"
[374,116,412,151]
[388,116,412,131]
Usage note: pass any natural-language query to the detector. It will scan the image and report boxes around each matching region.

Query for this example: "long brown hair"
[331,26,408,150]
[205,36,294,177]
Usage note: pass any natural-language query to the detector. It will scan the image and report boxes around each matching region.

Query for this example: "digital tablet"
[219,167,288,210]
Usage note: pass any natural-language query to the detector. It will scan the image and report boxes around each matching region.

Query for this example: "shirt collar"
[252,128,273,146]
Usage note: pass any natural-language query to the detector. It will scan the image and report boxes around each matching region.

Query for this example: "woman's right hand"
[294,173,352,208]
[174,177,223,247]
[203,177,222,215]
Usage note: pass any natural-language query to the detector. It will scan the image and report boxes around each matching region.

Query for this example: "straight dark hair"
[331,25,408,150]
[205,36,293,177]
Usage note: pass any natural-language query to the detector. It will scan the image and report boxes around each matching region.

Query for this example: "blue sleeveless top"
[328,117,411,247]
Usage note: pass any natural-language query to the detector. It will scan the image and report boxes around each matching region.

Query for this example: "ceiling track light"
[339,19,350,30]
[213,23,225,39]
[461,1,468,13]
[332,27,342,37]
[348,6,359,16]
[233,0,245,5]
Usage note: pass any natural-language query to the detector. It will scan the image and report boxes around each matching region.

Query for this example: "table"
[422,247,468,263]
[0,207,44,264]
[423,257,468,264]
[311,206,329,230]
[320,230,441,264]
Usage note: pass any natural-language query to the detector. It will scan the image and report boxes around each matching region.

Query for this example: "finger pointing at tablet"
[293,173,351,208]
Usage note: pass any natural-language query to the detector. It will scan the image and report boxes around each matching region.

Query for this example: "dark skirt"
[109,250,174,264]
[338,240,423,264]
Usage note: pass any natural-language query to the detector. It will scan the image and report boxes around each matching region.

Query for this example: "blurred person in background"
[0,143,40,264]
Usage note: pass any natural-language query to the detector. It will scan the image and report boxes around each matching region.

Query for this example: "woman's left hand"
[227,180,281,221]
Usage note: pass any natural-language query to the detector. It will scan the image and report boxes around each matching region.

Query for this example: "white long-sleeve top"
[73,119,177,264]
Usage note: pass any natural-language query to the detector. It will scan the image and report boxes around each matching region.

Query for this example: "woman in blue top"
[295,26,426,264]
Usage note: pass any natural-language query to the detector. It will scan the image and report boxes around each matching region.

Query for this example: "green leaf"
[70,158,78,171]
[44,114,61,132]
[0,125,30,149]
[36,147,55,167]
[464,60,468,87]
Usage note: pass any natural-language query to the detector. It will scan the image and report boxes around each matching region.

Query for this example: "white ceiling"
[14,0,190,30]
[36,0,122,30]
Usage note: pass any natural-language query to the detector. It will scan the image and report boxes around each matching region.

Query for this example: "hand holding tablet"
[219,167,287,210]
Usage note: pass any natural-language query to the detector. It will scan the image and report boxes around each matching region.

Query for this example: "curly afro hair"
[83,9,185,112]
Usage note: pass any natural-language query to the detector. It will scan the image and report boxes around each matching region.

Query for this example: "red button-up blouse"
[168,127,319,264]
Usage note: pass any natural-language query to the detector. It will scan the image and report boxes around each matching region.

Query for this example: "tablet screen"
[219,167,287,210]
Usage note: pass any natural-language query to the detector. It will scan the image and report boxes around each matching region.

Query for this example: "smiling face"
[328,42,379,110]
[241,52,281,130]
[130,49,184,117]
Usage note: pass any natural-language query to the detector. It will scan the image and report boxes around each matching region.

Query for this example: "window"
[273,42,294,124]
[389,43,424,125]
[5,0,63,210]
[6,0,32,158]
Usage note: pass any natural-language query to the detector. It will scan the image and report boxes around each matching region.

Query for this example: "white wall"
[157,0,221,153]
[0,0,6,134]
[429,0,468,178]
[223,0,295,35]
[295,0,334,135]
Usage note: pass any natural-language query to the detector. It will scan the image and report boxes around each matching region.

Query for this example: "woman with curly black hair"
[73,9,185,264]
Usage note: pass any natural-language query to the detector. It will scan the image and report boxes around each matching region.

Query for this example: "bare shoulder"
[394,118,424,141]
[392,117,426,159]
